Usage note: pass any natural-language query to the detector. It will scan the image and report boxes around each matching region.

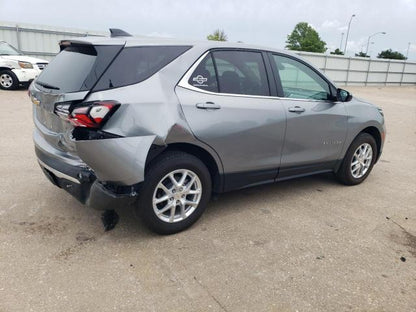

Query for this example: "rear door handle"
[288,106,305,113]
[196,102,221,110]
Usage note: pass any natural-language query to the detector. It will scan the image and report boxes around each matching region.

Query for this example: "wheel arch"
[145,142,223,193]
[360,126,382,163]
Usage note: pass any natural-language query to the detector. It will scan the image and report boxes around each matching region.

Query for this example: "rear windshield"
[93,46,191,91]
[36,45,122,93]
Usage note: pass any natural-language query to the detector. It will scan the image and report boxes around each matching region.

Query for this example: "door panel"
[280,99,347,168]
[176,87,286,175]
[270,53,348,174]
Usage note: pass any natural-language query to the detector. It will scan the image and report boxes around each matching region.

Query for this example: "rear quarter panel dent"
[75,135,156,185]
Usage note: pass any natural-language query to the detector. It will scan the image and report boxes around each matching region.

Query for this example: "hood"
[1,55,49,64]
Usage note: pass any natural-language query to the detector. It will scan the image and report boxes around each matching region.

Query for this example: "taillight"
[67,101,119,128]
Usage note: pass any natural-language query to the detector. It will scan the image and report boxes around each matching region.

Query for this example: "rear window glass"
[93,46,191,91]
[36,45,122,93]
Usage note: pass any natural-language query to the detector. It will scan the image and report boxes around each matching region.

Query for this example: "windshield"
[0,42,21,55]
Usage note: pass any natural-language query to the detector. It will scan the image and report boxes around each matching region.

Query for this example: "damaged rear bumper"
[35,143,138,211]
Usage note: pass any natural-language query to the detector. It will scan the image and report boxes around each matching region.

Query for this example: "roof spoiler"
[109,28,132,37]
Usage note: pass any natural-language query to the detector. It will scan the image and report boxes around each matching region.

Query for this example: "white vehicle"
[0,41,48,90]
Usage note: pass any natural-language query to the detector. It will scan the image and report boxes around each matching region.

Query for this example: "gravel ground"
[0,86,415,312]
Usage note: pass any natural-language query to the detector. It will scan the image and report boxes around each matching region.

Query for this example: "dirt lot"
[0,86,415,312]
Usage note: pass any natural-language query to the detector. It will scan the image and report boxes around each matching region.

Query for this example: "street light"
[365,32,386,55]
[344,14,356,54]
[361,42,374,52]
[339,32,344,50]
[406,42,411,59]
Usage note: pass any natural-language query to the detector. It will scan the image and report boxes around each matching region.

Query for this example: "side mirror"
[337,88,352,102]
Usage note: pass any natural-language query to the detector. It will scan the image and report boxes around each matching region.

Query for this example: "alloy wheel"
[350,143,373,179]
[152,169,202,223]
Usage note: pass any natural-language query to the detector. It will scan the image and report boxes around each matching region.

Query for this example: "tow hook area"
[101,210,120,231]
[86,181,139,211]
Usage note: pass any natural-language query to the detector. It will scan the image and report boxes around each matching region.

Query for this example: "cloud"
[321,20,341,29]
[337,26,348,32]
[146,32,174,38]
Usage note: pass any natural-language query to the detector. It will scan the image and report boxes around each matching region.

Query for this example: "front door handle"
[196,102,221,110]
[288,106,305,113]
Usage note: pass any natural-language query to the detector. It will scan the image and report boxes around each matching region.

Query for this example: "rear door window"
[93,46,191,91]
[212,50,270,96]
[188,53,218,92]
[188,50,270,96]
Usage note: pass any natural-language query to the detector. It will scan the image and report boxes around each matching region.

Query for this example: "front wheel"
[136,151,211,234]
[0,70,19,90]
[336,133,377,185]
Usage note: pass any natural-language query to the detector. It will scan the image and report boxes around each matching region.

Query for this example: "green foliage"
[330,48,344,55]
[285,22,327,53]
[207,29,227,41]
[377,49,406,60]
[355,52,370,58]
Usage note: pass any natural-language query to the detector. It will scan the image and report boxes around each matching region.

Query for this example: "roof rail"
[109,28,132,37]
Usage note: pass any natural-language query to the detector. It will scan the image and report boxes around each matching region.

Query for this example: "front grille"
[36,63,48,70]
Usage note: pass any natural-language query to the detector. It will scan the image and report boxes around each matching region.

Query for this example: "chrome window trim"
[177,50,332,103]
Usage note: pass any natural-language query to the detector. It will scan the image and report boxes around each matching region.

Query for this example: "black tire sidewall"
[0,70,19,90]
[137,152,212,234]
[338,133,377,185]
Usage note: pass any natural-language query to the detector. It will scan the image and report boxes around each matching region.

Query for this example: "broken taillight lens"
[67,101,120,128]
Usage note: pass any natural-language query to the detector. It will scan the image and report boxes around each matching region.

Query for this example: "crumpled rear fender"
[76,135,156,185]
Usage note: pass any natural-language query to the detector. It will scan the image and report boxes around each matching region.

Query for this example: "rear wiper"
[36,81,60,90]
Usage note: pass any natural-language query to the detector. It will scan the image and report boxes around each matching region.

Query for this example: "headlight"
[18,61,33,69]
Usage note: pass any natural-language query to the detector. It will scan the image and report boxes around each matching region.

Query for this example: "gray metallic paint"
[32,36,385,203]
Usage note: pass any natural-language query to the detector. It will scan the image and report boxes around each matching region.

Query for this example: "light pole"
[344,14,356,54]
[406,42,411,59]
[360,42,374,53]
[365,32,386,55]
[339,32,344,50]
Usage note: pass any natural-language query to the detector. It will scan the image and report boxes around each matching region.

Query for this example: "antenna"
[109,28,132,37]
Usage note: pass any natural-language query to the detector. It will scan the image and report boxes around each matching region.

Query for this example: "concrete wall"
[295,51,416,86]
[1,21,415,85]
[0,21,106,61]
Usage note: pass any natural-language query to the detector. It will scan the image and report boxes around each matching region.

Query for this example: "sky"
[1,0,416,60]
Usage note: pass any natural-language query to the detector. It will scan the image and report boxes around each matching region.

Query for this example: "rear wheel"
[0,70,19,90]
[336,133,377,185]
[136,151,211,234]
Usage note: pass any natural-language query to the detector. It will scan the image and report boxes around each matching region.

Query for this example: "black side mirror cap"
[337,88,352,102]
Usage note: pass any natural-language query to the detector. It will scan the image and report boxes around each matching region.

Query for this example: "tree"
[207,29,227,41]
[377,49,406,60]
[330,48,344,55]
[285,22,327,53]
[355,52,369,58]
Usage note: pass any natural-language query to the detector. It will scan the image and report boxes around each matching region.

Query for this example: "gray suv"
[30,30,385,234]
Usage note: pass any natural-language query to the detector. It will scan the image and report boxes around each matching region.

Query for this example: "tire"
[0,70,19,90]
[336,133,377,185]
[136,151,212,234]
